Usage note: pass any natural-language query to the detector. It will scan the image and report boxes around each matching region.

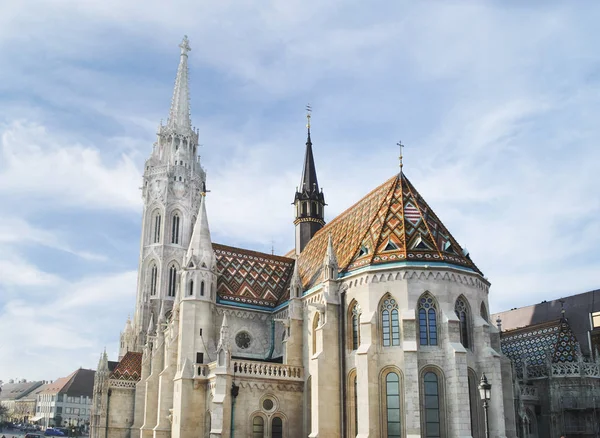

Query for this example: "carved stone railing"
[560,396,600,409]
[519,384,538,400]
[551,361,600,378]
[195,364,210,378]
[232,360,303,381]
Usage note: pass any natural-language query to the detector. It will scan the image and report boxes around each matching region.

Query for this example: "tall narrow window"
[312,312,320,354]
[188,280,194,297]
[385,372,401,438]
[271,417,283,438]
[200,281,205,296]
[480,302,488,322]
[381,296,400,347]
[252,416,264,438]
[423,372,441,438]
[171,213,180,244]
[351,303,361,350]
[468,370,481,438]
[418,294,438,346]
[153,213,161,243]
[168,264,177,297]
[455,297,470,349]
[354,375,358,436]
[150,264,158,296]
[347,370,358,437]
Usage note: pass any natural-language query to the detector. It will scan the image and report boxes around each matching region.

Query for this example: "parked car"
[55,427,70,436]
[44,428,65,437]
[25,434,43,438]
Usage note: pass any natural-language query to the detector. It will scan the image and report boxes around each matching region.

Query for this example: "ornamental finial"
[306,104,312,131]
[179,35,191,56]
[397,141,404,171]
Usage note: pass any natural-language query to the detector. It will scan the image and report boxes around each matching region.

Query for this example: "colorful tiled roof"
[500,318,580,374]
[297,172,481,290]
[110,351,143,381]
[214,243,295,308]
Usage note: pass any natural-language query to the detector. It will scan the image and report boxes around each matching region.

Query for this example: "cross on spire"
[306,104,312,131]
[397,141,404,171]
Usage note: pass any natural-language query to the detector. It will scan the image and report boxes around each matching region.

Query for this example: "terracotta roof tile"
[109,351,143,381]
[298,173,481,290]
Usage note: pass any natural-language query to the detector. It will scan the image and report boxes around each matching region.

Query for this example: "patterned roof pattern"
[500,318,580,373]
[297,172,481,289]
[213,243,295,308]
[110,351,143,381]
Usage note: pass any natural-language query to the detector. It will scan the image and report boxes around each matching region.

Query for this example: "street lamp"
[479,373,492,438]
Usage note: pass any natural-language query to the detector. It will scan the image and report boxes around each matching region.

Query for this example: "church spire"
[185,192,216,270]
[166,36,192,134]
[294,105,326,255]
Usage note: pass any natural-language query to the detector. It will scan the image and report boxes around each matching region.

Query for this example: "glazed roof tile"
[297,172,481,290]
[214,243,295,308]
[109,351,142,381]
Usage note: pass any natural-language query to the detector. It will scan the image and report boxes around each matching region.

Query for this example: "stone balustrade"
[519,384,538,400]
[195,364,210,378]
[231,360,303,381]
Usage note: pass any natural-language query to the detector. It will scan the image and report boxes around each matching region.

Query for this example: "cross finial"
[306,104,312,130]
[397,141,404,171]
[179,35,191,56]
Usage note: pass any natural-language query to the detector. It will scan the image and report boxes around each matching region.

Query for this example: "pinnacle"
[167,36,193,134]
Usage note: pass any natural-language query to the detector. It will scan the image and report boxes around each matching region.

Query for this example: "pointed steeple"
[185,194,216,270]
[289,261,302,298]
[323,233,338,281]
[294,106,326,255]
[166,36,192,134]
[147,313,155,336]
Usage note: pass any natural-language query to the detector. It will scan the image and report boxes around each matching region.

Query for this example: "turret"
[293,107,325,255]
[323,233,338,281]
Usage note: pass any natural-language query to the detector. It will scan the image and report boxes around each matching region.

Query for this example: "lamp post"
[479,373,492,438]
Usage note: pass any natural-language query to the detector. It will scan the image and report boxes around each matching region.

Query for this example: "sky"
[0,0,599,381]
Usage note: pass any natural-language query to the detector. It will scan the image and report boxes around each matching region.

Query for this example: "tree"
[0,404,8,421]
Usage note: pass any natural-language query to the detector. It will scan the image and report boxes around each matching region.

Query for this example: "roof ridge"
[344,174,400,270]
[213,243,295,263]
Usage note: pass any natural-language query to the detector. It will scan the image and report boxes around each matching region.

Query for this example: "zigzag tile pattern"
[214,243,295,308]
[110,351,142,381]
[298,173,481,290]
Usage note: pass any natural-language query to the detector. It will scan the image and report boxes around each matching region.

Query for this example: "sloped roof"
[38,369,95,397]
[297,172,481,289]
[214,243,295,308]
[0,381,44,401]
[39,373,74,395]
[110,351,143,381]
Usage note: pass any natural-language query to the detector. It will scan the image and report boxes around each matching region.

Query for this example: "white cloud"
[0,121,142,212]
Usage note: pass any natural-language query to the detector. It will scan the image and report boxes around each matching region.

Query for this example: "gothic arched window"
[418,293,438,346]
[347,369,358,437]
[381,295,400,347]
[149,263,158,296]
[153,212,161,243]
[384,371,402,438]
[350,302,361,350]
[171,213,181,244]
[252,416,264,438]
[422,371,443,438]
[200,281,205,296]
[188,280,194,297]
[167,264,177,297]
[455,297,470,349]
[312,312,320,355]
[271,417,283,438]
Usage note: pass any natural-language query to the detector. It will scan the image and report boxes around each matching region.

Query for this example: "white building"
[91,36,517,438]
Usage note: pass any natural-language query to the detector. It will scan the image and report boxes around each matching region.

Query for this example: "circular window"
[262,398,274,411]
[235,331,252,349]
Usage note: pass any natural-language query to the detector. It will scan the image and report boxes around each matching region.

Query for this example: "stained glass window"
[252,416,264,438]
[272,417,283,438]
[386,372,401,438]
[381,297,400,347]
[423,372,441,438]
[418,294,437,346]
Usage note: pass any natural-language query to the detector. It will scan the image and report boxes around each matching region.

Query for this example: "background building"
[493,289,600,438]
[0,380,44,423]
[34,368,95,430]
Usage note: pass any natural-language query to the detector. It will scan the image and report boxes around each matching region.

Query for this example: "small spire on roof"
[306,103,312,132]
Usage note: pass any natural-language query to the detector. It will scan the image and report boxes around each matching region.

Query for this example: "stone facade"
[91,36,518,438]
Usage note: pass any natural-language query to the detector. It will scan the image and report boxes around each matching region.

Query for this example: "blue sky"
[1,1,599,381]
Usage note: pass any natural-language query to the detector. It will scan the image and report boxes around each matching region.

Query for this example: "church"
[90,36,518,438]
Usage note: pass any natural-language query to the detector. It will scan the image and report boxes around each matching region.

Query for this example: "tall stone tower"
[293,111,325,255]
[127,35,206,353]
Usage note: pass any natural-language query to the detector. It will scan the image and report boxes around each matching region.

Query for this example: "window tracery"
[455,297,470,348]
[418,294,437,346]
[381,296,400,347]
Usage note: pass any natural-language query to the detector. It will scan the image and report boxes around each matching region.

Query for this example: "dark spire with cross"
[293,104,326,255]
